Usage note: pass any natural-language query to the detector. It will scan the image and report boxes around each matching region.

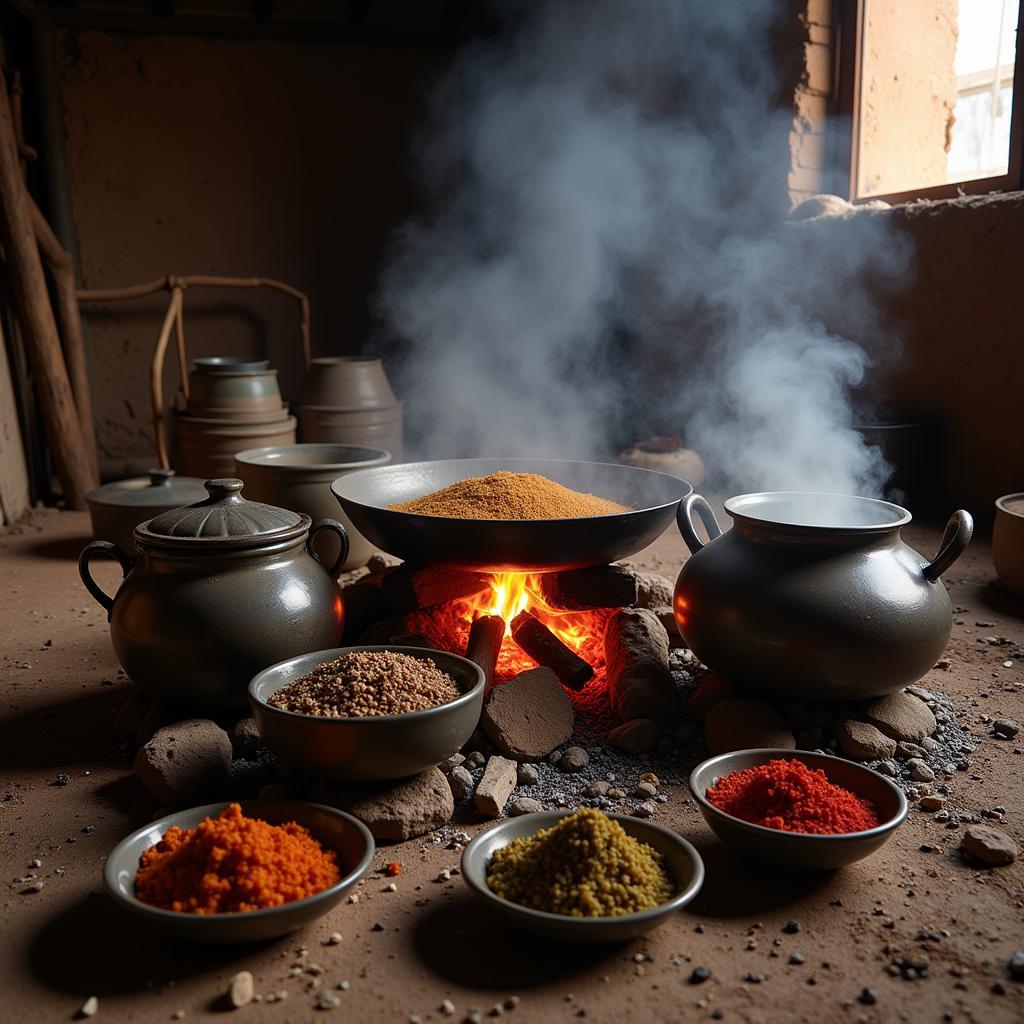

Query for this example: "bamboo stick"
[150,288,183,469]
[0,73,95,507]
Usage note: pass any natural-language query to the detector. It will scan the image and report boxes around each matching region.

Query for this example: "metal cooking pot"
[674,492,973,700]
[79,478,349,711]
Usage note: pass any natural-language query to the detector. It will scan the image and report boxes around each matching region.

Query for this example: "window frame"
[833,0,1024,203]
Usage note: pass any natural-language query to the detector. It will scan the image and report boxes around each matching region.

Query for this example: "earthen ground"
[1,511,1022,1023]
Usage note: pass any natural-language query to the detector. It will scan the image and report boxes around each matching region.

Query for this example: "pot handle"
[78,540,133,618]
[922,509,973,583]
[307,518,350,578]
[677,494,724,554]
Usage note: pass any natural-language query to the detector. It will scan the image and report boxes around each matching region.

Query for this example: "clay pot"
[994,493,1024,597]
[85,468,207,553]
[185,361,285,422]
[234,444,391,571]
[296,404,403,461]
[299,357,397,408]
[78,479,349,711]
[674,492,973,700]
[174,412,297,479]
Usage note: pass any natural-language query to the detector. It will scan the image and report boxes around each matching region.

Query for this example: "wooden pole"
[0,74,95,508]
[150,288,184,469]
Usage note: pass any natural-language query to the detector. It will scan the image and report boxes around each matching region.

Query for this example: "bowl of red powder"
[690,750,908,870]
[103,801,374,942]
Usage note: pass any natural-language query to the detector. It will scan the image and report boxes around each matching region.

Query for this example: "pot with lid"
[674,492,973,700]
[85,469,207,552]
[78,479,349,710]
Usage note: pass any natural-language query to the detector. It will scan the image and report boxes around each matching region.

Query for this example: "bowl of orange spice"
[690,749,908,870]
[103,801,374,942]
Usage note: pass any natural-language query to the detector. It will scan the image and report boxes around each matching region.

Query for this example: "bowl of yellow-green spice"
[461,808,704,943]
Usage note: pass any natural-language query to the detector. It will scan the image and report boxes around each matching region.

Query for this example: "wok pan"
[330,458,692,571]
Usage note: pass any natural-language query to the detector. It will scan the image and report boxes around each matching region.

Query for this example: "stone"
[481,667,574,760]
[836,720,897,760]
[517,763,539,786]
[447,765,475,801]
[864,691,937,743]
[896,741,927,760]
[560,746,589,772]
[907,758,936,783]
[653,607,687,647]
[229,717,263,758]
[920,795,945,811]
[465,751,486,768]
[636,781,658,799]
[586,780,610,797]
[440,753,466,773]
[133,719,232,807]
[608,718,661,754]
[635,572,674,609]
[631,801,657,818]
[1009,951,1024,980]
[994,718,1020,739]
[961,825,1019,866]
[704,699,796,756]
[475,756,518,817]
[312,768,454,840]
[605,608,679,721]
[509,797,543,816]
[228,971,254,1008]
[688,673,735,722]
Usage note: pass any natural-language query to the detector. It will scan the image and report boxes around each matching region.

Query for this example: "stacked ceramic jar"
[296,357,403,461]
[174,357,297,478]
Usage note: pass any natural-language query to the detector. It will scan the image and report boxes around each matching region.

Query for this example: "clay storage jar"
[994,493,1024,597]
[78,478,350,711]
[296,357,403,460]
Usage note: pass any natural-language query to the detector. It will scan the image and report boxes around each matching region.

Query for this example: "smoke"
[374,0,910,497]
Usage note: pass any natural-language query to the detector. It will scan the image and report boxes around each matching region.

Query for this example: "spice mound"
[390,471,630,520]
[268,650,461,717]
[135,803,340,914]
[485,808,674,917]
[706,758,881,834]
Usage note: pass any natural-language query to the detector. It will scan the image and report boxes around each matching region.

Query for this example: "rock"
[517,763,539,786]
[631,801,657,818]
[635,572,674,609]
[586,780,610,797]
[465,751,485,768]
[994,719,1020,739]
[1009,951,1024,980]
[76,996,99,1019]
[896,741,927,760]
[652,607,686,648]
[608,718,661,754]
[639,772,661,789]
[229,971,254,1008]
[447,765,475,801]
[229,717,263,758]
[961,825,1019,866]
[607,787,627,799]
[560,746,589,772]
[636,781,658,799]
[864,691,937,743]
[312,768,454,840]
[920,795,945,811]
[688,673,735,722]
[133,719,232,806]
[605,608,679,721]
[481,667,574,760]
[704,699,796,756]
[907,758,936,783]
[920,736,940,752]
[440,753,465,773]
[475,756,518,817]
[509,797,543,816]
[836,720,897,760]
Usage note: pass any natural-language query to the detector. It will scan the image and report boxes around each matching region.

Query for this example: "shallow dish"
[461,811,704,943]
[690,749,908,870]
[249,646,485,781]
[103,800,374,943]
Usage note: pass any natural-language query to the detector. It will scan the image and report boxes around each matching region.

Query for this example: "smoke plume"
[374,0,910,497]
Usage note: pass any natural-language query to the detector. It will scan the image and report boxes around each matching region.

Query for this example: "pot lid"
[85,469,208,509]
[136,478,308,549]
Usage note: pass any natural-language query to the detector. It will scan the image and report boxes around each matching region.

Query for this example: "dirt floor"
[1,510,1022,1024]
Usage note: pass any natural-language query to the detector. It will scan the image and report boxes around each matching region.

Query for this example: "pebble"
[864,691,936,743]
[920,795,946,811]
[586,780,610,797]
[475,756,518,817]
[228,971,254,1009]
[560,746,589,772]
[52,773,71,787]
[689,967,711,984]
[509,797,543,816]
[440,999,456,1016]
[907,758,936,783]
[994,719,1020,739]
[318,992,341,1010]
[896,740,927,760]
[448,766,475,801]
[788,953,805,965]
[857,988,878,1006]
[1008,951,1024,980]
[76,996,99,1018]
[516,764,539,786]
[837,720,897,760]
[133,719,232,806]
[961,824,1019,866]
[441,754,466,773]
[635,781,658,799]
[326,933,342,945]
[465,751,486,768]
[631,801,657,818]
[783,920,800,934]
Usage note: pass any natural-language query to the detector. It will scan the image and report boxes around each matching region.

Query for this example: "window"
[836,0,1024,202]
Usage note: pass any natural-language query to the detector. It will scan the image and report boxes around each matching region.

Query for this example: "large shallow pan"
[330,458,691,571]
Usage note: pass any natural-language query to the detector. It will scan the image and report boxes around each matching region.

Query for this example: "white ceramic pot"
[234,444,391,570]
[994,493,1024,597]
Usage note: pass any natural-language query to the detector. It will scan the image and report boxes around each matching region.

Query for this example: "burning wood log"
[465,614,505,693]
[604,608,680,722]
[381,565,488,613]
[536,565,639,610]
[510,610,594,691]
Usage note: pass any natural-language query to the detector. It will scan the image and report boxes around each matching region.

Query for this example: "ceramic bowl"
[194,356,270,373]
[299,356,397,409]
[103,800,374,943]
[461,811,705,943]
[249,646,486,781]
[234,444,391,570]
[690,749,908,870]
[994,493,1024,597]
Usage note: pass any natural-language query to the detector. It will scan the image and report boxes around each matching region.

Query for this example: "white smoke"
[374,0,910,496]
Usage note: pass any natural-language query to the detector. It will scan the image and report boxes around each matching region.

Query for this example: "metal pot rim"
[725,491,911,533]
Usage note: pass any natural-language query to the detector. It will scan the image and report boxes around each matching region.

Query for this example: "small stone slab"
[475,755,517,817]
[962,824,1019,866]
[480,667,574,760]
[133,719,232,806]
[864,691,937,743]
[704,699,795,756]
[313,767,454,841]
[836,720,897,760]
[634,572,674,609]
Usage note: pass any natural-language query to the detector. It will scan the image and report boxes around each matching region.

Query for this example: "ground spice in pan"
[485,808,673,916]
[390,471,630,520]
[135,803,340,913]
[268,650,460,717]
[706,758,881,834]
